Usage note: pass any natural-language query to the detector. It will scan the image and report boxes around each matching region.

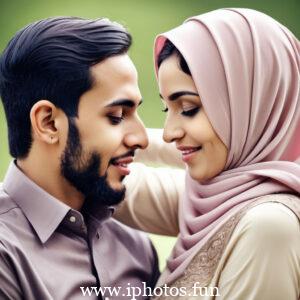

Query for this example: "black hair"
[0,17,132,158]
[157,39,191,76]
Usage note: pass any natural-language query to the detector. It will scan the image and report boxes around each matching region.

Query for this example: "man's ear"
[30,100,60,144]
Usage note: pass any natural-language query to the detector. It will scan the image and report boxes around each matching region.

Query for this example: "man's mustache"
[110,150,135,164]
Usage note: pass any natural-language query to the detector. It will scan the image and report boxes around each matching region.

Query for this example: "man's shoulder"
[0,219,22,260]
[0,183,24,248]
[0,182,19,216]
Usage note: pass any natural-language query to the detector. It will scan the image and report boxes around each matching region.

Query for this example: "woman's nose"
[163,116,184,143]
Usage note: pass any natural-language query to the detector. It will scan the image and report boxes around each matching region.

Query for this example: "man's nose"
[125,116,149,149]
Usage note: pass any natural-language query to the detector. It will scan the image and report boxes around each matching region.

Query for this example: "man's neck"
[17,153,84,211]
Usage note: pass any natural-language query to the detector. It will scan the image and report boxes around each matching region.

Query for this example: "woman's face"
[158,54,228,182]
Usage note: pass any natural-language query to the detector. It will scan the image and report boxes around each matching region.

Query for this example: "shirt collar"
[81,197,115,227]
[3,161,71,244]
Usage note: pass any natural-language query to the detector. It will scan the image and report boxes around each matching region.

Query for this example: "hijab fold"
[154,8,300,284]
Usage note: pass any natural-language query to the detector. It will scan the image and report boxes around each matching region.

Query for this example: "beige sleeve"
[135,128,185,169]
[114,162,185,236]
[217,202,300,300]
[114,128,185,236]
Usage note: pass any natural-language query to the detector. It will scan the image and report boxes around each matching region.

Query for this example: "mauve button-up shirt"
[0,161,159,299]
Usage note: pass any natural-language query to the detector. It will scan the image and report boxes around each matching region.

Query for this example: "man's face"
[60,54,148,206]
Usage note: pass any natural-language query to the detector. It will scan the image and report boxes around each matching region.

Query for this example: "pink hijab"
[154,8,300,284]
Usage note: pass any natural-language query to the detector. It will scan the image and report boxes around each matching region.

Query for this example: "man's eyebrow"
[105,99,143,108]
[159,91,199,101]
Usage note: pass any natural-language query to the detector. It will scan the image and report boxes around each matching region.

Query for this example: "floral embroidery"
[154,193,300,300]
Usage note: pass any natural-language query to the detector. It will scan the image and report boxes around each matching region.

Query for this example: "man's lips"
[110,151,135,176]
[111,158,133,176]
[177,146,202,162]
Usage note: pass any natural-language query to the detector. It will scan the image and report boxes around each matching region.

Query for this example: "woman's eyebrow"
[159,91,199,101]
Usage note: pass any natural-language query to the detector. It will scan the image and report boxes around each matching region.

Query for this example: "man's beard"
[60,118,126,207]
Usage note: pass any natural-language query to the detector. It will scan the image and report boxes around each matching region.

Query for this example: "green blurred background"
[0,0,299,270]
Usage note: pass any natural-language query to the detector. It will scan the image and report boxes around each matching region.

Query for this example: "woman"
[116,8,300,299]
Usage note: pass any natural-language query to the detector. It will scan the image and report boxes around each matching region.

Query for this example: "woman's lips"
[177,146,202,163]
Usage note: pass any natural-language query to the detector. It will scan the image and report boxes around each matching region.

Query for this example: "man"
[0,17,159,299]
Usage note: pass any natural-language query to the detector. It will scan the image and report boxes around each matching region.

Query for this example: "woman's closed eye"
[161,106,200,117]
[181,107,200,117]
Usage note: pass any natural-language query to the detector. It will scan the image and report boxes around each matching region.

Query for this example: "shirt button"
[69,216,76,223]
